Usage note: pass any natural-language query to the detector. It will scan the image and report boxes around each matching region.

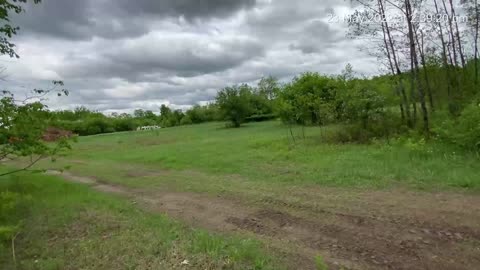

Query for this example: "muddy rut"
[48,170,480,270]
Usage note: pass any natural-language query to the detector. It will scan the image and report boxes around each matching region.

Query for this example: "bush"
[277,72,339,126]
[245,114,277,122]
[113,118,137,132]
[324,124,384,144]
[340,82,386,129]
[87,119,106,135]
[324,112,402,143]
[216,85,253,128]
[435,101,480,151]
[0,190,32,244]
[180,115,193,125]
[186,105,208,124]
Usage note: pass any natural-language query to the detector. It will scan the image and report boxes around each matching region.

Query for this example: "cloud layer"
[1,0,377,113]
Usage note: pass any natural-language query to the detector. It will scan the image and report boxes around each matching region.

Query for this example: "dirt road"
[48,170,480,270]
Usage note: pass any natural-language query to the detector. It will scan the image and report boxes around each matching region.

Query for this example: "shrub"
[83,118,114,136]
[180,115,193,125]
[113,118,137,132]
[324,124,375,144]
[324,112,402,144]
[186,105,208,124]
[340,82,386,129]
[216,85,253,128]
[434,101,480,151]
[277,72,339,126]
[245,114,277,122]
[0,190,32,243]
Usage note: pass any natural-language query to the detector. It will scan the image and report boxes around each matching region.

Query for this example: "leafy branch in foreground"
[0,81,71,177]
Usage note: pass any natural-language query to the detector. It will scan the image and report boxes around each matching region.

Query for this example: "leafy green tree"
[113,117,137,132]
[435,100,480,152]
[144,110,157,121]
[171,110,185,126]
[278,72,337,126]
[216,85,253,128]
[160,105,172,118]
[133,109,146,118]
[248,91,273,116]
[186,105,207,124]
[159,104,173,126]
[0,0,72,176]
[341,81,386,129]
[180,115,193,125]
[74,106,97,119]
[257,76,280,100]
[1,86,70,176]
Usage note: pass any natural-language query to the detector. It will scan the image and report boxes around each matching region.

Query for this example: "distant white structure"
[137,125,162,131]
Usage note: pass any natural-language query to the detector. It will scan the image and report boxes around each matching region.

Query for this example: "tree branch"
[0,155,45,177]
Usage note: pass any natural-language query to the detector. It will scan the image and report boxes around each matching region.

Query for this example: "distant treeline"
[47,82,277,137]
[49,105,219,136]
[46,55,479,152]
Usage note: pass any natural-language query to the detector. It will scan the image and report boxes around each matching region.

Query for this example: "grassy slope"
[0,172,279,270]
[48,121,479,192]
[2,121,479,269]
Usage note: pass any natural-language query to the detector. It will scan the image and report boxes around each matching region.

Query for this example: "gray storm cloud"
[2,0,376,113]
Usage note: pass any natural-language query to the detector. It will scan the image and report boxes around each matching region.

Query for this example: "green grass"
[38,120,480,192]
[0,172,279,270]
[2,121,479,269]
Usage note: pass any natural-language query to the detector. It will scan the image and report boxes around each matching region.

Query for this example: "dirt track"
[48,170,480,270]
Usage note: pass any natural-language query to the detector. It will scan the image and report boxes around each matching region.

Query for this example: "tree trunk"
[442,0,459,67]
[434,0,457,113]
[449,0,466,68]
[378,0,408,122]
[405,0,429,133]
[379,0,412,127]
[415,28,435,112]
[475,0,479,89]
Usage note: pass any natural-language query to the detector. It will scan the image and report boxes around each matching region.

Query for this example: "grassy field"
[44,120,479,192]
[2,121,480,270]
[0,172,279,270]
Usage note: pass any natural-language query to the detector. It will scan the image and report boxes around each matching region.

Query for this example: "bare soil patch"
[47,170,96,185]
[48,170,480,270]
[124,169,167,178]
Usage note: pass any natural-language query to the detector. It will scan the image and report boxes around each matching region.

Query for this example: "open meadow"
[2,0,480,269]
[2,121,480,270]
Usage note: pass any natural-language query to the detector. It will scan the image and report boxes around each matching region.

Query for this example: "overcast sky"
[1,0,377,114]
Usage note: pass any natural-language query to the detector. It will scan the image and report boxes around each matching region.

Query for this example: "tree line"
[43,76,279,136]
[37,49,478,151]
